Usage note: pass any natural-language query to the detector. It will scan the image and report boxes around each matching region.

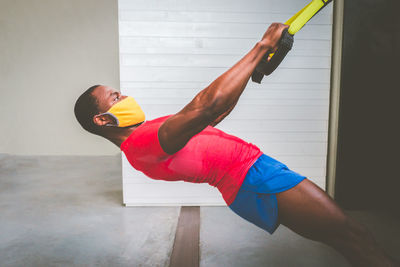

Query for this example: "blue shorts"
[229,153,307,234]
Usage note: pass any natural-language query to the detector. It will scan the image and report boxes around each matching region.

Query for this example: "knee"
[327,215,371,245]
[344,216,372,240]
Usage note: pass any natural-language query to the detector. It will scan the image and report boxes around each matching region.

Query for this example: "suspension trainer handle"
[251,28,294,84]
[251,0,333,83]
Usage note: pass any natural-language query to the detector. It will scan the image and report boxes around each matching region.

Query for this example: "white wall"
[119,0,333,205]
[0,0,120,156]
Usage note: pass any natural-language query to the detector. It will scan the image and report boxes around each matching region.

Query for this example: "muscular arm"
[204,23,288,118]
[158,23,288,154]
[209,98,238,127]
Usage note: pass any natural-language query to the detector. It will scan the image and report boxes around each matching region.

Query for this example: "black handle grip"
[252,28,294,83]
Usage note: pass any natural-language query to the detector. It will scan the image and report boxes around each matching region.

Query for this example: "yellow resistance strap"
[252,0,332,83]
[268,0,331,58]
[286,0,332,35]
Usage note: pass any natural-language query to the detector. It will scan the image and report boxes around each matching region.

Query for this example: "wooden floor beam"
[169,206,200,267]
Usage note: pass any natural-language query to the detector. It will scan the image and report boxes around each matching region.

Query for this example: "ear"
[93,113,117,126]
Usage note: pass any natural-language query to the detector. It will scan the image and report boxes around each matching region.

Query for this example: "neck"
[101,123,144,148]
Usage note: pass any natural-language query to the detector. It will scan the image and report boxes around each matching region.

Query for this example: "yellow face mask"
[101,96,145,127]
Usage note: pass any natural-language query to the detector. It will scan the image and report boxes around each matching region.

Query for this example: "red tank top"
[120,114,263,205]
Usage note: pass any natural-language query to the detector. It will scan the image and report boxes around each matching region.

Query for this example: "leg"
[275,179,398,267]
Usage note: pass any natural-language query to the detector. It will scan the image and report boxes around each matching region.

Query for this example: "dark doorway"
[335,0,399,213]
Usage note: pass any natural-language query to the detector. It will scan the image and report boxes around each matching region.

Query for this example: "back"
[121,115,263,204]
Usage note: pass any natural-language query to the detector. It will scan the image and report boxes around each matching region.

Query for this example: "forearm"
[200,41,270,117]
[209,97,238,127]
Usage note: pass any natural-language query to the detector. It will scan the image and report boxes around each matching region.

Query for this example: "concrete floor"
[0,154,179,267]
[1,154,399,267]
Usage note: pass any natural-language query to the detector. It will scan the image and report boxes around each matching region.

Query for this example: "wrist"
[257,40,272,52]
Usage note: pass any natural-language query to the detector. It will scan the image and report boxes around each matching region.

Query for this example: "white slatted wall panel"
[119,0,333,206]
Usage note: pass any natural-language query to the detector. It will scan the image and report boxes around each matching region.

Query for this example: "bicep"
[158,96,217,155]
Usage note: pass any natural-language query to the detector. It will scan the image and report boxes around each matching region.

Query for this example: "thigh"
[276,179,348,242]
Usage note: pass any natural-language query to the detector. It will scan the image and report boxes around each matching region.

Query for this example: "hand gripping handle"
[251,28,294,83]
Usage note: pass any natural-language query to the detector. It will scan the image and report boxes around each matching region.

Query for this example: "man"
[74,23,397,266]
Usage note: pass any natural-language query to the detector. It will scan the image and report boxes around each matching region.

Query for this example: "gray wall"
[0,0,120,155]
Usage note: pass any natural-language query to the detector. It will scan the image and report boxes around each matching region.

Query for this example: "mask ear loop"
[132,120,146,127]
[98,112,120,127]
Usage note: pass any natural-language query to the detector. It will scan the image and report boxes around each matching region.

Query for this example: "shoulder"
[122,114,173,157]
